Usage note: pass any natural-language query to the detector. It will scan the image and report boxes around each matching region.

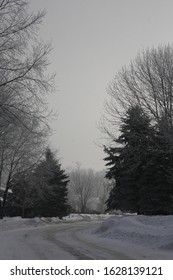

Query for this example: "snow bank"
[95,215,173,252]
[0,214,110,231]
[63,213,111,222]
[1,214,173,259]
[0,217,49,231]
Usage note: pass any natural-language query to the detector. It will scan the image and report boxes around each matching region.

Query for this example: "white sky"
[30,0,173,171]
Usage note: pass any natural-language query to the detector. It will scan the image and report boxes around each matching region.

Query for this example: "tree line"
[4,148,69,219]
[2,150,110,218]
[103,45,173,215]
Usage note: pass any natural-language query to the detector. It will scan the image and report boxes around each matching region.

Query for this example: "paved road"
[0,221,133,260]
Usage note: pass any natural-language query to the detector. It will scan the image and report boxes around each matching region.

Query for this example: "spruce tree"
[105,106,173,215]
[105,105,153,213]
[138,118,173,215]
[33,148,69,218]
[8,171,37,218]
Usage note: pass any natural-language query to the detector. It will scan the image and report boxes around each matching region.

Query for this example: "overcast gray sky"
[30,0,173,171]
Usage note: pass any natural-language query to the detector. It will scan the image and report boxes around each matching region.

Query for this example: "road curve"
[0,221,133,260]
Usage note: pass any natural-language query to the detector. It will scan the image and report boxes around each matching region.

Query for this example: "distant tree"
[97,177,113,213]
[33,148,69,218]
[85,170,112,214]
[68,165,95,213]
[105,105,154,213]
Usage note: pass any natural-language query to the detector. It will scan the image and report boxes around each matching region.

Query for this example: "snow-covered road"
[0,216,173,260]
[0,221,131,260]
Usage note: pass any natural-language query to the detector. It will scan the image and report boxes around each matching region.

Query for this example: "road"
[0,221,134,260]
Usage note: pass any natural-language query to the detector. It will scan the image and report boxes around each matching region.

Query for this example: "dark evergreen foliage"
[9,172,34,218]
[33,148,69,218]
[104,105,173,215]
[138,126,173,215]
[8,148,69,218]
[105,105,153,213]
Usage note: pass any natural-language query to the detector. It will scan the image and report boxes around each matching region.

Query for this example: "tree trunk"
[2,183,10,219]
[0,203,3,219]
[22,206,25,219]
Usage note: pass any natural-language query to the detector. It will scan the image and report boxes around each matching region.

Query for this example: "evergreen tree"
[105,105,173,215]
[33,148,69,218]
[138,118,173,215]
[8,171,37,218]
[105,105,153,213]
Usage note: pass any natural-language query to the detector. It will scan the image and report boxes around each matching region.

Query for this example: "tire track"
[41,222,133,259]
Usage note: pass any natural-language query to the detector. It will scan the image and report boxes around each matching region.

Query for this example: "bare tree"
[94,171,113,213]
[102,44,173,140]
[0,0,53,129]
[0,0,54,217]
[68,167,112,213]
[68,166,95,213]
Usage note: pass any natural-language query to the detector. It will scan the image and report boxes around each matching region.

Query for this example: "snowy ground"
[95,214,173,259]
[0,214,110,231]
[0,214,173,259]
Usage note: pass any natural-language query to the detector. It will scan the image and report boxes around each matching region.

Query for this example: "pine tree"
[138,119,173,215]
[33,148,69,218]
[105,105,173,215]
[105,105,153,213]
[8,171,37,218]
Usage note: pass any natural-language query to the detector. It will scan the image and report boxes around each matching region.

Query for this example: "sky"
[29,0,173,171]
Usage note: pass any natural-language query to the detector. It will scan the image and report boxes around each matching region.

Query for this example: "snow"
[94,215,173,258]
[0,214,173,259]
[0,214,111,260]
[63,213,111,222]
[0,214,110,231]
